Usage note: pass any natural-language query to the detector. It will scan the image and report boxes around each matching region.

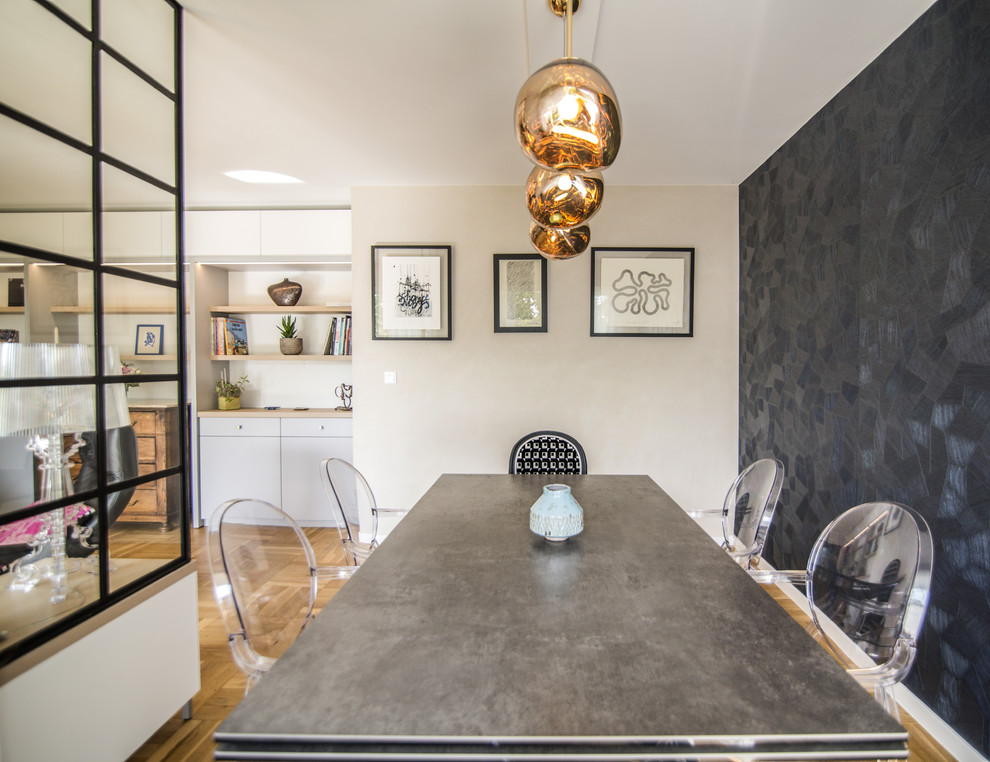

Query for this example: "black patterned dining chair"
[509,430,587,475]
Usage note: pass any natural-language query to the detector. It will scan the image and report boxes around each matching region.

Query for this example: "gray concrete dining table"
[214,474,907,760]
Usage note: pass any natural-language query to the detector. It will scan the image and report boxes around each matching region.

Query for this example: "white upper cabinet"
[185,209,350,259]
[260,209,350,257]
[103,211,164,261]
[185,210,261,258]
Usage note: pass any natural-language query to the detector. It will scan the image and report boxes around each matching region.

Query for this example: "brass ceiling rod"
[549,0,579,58]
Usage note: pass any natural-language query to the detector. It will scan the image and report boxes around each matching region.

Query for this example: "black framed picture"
[372,245,452,340]
[591,247,695,337]
[493,253,547,333]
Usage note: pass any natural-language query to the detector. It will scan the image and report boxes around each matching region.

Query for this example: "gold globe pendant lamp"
[526,165,603,229]
[515,58,621,172]
[516,0,621,259]
[529,221,591,260]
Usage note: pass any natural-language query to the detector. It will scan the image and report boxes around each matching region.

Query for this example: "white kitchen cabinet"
[197,414,352,527]
[0,212,64,253]
[63,211,93,259]
[279,417,353,523]
[185,210,261,258]
[260,209,350,257]
[198,416,281,525]
[103,210,163,261]
[186,209,350,259]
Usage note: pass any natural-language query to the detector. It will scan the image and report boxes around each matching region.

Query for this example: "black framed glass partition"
[0,0,187,666]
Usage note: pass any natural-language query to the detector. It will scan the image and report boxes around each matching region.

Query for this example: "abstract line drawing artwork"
[610,269,673,315]
[591,247,694,337]
[505,261,535,322]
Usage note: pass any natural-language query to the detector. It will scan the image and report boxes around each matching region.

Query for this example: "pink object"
[0,504,94,546]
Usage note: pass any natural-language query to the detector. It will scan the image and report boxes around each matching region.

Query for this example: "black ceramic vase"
[267,278,302,306]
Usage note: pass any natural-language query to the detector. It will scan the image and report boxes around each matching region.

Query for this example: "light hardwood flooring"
[124,527,955,762]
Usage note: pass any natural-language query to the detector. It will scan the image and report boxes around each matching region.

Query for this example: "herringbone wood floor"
[124,527,954,762]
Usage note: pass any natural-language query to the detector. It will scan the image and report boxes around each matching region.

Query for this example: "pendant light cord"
[564,0,573,58]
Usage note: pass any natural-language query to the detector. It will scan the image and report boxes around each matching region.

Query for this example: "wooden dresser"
[122,402,180,527]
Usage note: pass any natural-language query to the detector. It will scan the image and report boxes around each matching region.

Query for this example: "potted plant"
[216,370,249,410]
[278,315,302,355]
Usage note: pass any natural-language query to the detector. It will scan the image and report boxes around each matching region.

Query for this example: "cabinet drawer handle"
[236,425,242,430]
[318,425,324,430]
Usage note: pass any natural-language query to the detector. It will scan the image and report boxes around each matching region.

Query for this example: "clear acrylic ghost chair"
[752,502,933,719]
[207,498,353,692]
[320,458,407,566]
[690,458,784,568]
[719,457,784,567]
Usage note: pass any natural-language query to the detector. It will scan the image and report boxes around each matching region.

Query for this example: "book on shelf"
[322,315,352,356]
[212,317,249,355]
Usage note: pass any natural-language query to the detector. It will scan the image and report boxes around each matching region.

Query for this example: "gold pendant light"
[526,166,603,229]
[515,58,621,172]
[516,0,621,259]
[529,221,590,259]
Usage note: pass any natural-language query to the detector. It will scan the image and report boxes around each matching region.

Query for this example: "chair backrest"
[509,430,587,475]
[320,457,379,565]
[207,498,318,688]
[720,457,784,566]
[70,425,140,556]
[807,502,933,666]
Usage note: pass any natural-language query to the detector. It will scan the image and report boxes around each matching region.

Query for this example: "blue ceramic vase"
[530,484,583,542]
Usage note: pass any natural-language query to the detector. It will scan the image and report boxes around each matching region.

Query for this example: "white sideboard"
[198,411,352,527]
[0,564,199,762]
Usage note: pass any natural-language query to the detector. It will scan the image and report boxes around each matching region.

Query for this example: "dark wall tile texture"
[739,0,990,753]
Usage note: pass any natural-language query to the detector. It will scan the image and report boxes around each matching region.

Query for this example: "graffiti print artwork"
[372,245,452,340]
[591,248,694,337]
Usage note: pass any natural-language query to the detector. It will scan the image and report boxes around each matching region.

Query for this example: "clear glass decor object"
[530,483,583,542]
[526,165,603,229]
[515,57,622,172]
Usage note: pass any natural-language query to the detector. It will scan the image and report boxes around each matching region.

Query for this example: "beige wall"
[351,184,739,520]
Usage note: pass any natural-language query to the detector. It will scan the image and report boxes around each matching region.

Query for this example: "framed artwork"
[493,253,547,333]
[591,247,695,337]
[135,324,164,355]
[372,245,452,340]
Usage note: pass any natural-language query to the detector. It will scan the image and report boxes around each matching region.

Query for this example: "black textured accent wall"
[739,0,990,753]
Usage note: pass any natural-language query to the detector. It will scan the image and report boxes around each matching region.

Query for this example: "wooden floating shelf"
[0,306,25,314]
[209,305,351,314]
[51,306,188,314]
[211,354,351,362]
[120,354,179,362]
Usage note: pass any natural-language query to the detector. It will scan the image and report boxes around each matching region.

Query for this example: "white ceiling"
[180,0,936,209]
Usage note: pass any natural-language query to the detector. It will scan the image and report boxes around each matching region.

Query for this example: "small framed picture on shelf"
[135,324,165,355]
[591,247,695,337]
[372,245,452,340]
[493,253,547,333]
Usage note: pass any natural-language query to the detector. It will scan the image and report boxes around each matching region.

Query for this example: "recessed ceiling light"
[224,170,304,184]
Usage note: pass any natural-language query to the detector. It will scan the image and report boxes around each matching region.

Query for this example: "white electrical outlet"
[384,371,397,384]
